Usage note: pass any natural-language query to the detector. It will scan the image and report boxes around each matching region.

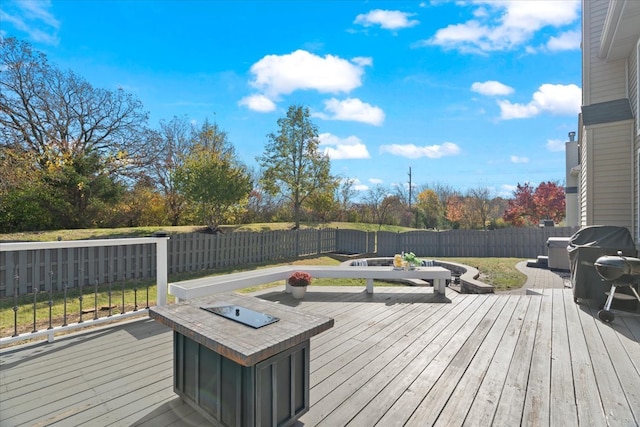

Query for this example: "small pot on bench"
[288,271,312,299]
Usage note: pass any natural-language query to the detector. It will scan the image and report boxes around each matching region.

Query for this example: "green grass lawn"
[442,257,527,291]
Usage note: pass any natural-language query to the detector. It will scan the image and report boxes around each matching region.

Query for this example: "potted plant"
[288,271,312,299]
[402,252,420,270]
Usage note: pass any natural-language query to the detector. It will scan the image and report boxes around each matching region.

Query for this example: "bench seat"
[169,265,451,301]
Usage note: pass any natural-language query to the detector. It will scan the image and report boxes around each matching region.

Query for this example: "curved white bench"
[169,265,451,301]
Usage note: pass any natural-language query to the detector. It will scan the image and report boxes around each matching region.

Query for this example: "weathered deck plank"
[521,287,553,427]
[581,300,638,426]
[341,295,478,426]
[433,295,527,426]
[562,289,607,426]
[1,287,638,427]
[310,295,468,426]
[373,296,501,426]
[409,295,518,426]
[551,288,579,427]
[585,300,640,425]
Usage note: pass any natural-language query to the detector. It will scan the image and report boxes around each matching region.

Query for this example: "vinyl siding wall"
[584,1,628,105]
[590,123,633,227]
[580,0,637,236]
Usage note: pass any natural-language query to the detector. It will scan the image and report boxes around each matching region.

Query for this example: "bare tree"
[1,37,150,228]
[1,37,149,174]
[365,185,400,229]
[467,186,494,230]
[337,178,357,221]
[146,116,193,225]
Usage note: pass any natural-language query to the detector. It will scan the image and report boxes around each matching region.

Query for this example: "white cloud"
[499,184,518,198]
[425,1,580,53]
[510,155,529,163]
[238,94,276,112]
[0,0,60,45]
[546,139,566,152]
[369,178,383,185]
[546,29,581,51]
[379,142,461,159]
[497,100,539,119]
[314,98,385,126]
[318,133,371,160]
[351,56,373,67]
[342,178,369,192]
[498,83,581,119]
[354,9,419,30]
[248,50,371,99]
[471,80,514,96]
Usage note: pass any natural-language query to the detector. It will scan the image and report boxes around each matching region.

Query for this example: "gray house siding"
[580,0,639,242]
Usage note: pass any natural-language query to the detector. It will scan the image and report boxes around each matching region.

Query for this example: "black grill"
[593,252,640,323]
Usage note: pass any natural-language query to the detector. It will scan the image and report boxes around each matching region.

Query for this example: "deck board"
[521,287,553,427]
[562,289,607,427]
[551,288,579,427]
[343,295,477,426]
[373,296,501,426]
[1,286,639,427]
[409,296,516,426]
[482,292,542,426]
[582,300,638,426]
[433,295,526,426]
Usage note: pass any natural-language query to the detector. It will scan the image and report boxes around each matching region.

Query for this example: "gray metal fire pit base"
[174,332,310,427]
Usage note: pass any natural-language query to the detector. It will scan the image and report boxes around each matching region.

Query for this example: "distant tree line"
[0,37,565,233]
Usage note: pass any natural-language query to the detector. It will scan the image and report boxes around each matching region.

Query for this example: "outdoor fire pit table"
[149,292,334,427]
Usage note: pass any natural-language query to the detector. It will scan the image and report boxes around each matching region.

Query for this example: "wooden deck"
[1,286,639,426]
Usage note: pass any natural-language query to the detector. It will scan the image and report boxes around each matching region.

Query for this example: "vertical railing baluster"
[133,261,138,312]
[108,280,113,316]
[48,270,53,330]
[122,249,126,314]
[93,278,98,320]
[62,251,68,327]
[146,262,151,309]
[32,283,37,333]
[12,272,19,337]
[108,247,113,317]
[121,273,126,315]
[78,250,83,323]
[62,284,68,327]
[78,281,84,324]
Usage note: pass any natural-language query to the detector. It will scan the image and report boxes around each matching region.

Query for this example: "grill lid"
[594,255,640,282]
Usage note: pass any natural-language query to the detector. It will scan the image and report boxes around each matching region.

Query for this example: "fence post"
[153,232,170,307]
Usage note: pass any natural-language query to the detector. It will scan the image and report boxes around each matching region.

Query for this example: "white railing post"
[153,232,170,306]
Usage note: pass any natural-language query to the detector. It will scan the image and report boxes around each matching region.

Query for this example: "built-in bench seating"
[339,258,494,294]
[169,265,451,301]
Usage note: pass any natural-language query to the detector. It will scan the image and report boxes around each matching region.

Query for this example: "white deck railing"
[0,237,169,345]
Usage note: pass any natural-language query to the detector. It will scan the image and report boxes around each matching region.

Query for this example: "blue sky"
[1,0,582,198]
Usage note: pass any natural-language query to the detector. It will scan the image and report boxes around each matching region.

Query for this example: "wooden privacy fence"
[1,226,579,296]
[168,229,340,273]
[377,226,580,258]
[0,229,343,296]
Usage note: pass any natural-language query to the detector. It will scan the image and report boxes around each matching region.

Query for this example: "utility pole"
[408,167,412,210]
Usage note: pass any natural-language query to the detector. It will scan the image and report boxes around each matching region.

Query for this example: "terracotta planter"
[291,285,307,299]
